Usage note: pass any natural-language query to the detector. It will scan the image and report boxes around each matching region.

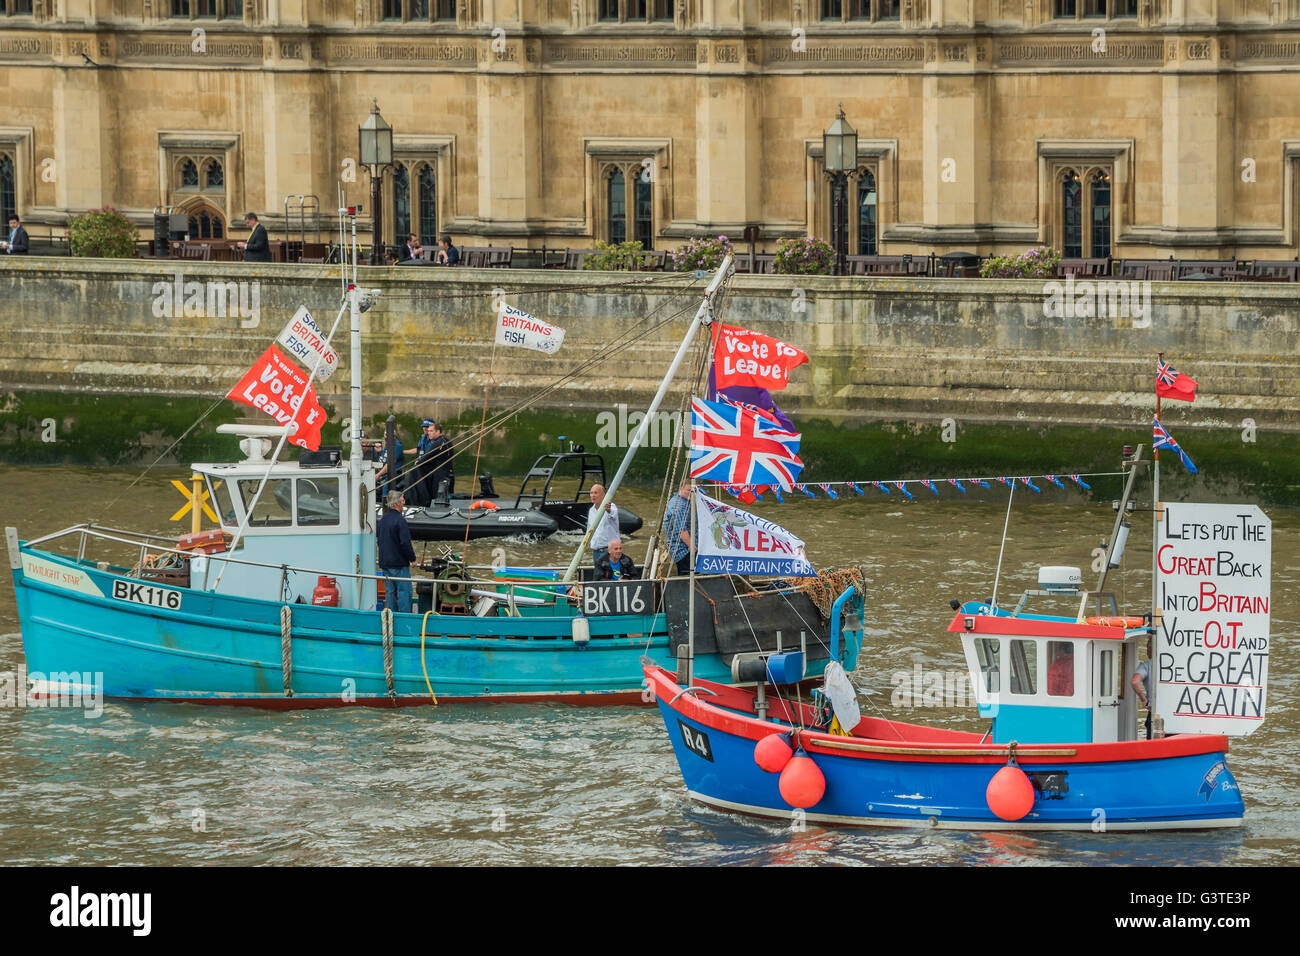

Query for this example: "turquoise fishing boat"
[9,235,863,707]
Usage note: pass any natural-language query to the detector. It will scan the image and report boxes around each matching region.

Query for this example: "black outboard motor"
[478,474,496,497]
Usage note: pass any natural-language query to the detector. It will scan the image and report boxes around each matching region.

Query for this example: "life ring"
[469,499,499,511]
[1086,616,1146,628]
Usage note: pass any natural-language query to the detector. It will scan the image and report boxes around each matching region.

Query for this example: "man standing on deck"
[587,483,620,571]
[662,480,693,576]
[377,490,417,613]
[1131,635,1154,738]
[406,420,454,507]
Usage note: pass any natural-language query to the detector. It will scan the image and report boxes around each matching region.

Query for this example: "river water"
[0,464,1294,865]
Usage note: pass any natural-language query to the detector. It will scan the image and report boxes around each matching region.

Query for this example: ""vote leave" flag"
[226,344,327,450]
[712,324,809,392]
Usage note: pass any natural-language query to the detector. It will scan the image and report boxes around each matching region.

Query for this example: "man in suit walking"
[1,214,29,254]
[236,212,271,262]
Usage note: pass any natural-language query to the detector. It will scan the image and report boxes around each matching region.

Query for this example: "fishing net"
[785,567,866,619]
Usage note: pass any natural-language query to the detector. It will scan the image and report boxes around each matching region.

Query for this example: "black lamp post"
[358,100,393,266]
[822,105,858,277]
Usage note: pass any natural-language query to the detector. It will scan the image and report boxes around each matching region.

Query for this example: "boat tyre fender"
[469,500,499,511]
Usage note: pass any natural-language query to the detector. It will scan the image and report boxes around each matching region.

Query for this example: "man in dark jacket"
[377,490,417,612]
[2,215,29,255]
[594,538,638,581]
[238,212,272,262]
[405,421,455,507]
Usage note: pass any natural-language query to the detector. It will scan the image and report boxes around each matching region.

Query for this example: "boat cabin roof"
[947,612,1133,642]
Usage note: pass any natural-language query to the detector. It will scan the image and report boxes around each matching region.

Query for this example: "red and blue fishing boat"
[648,447,1254,831]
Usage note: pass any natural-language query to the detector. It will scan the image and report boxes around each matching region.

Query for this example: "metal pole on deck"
[1150,352,1162,722]
[561,255,733,582]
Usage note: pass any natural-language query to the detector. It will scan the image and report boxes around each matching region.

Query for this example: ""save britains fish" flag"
[693,490,816,577]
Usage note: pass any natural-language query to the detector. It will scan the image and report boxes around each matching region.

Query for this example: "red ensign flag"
[227,345,327,450]
[712,324,809,392]
[1156,359,1198,402]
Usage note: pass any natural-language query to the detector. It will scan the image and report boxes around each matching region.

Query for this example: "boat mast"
[1094,444,1145,598]
[1150,352,1162,718]
[560,254,733,582]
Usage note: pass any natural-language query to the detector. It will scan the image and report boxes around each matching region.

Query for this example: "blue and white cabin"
[191,425,379,610]
[951,566,1146,745]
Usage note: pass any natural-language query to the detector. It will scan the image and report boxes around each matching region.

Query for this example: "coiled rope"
[279,604,294,698]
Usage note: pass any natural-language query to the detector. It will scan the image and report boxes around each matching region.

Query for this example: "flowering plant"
[979,245,1061,279]
[68,207,139,259]
[773,237,834,275]
[583,239,653,271]
[671,235,733,272]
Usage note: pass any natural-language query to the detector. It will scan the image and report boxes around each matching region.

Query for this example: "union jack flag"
[796,483,817,498]
[948,478,967,493]
[1156,360,1198,402]
[818,483,838,499]
[690,397,804,490]
[894,481,914,500]
[1068,474,1091,490]
[847,481,864,496]
[871,481,890,494]
[1153,416,1198,473]
[1019,476,1041,493]
[1044,474,1066,490]
[921,479,939,495]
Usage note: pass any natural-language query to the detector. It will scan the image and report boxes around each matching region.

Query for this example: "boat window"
[296,477,341,527]
[1098,648,1114,697]
[1047,640,1075,696]
[207,476,238,525]
[974,638,1000,694]
[238,478,294,526]
[1009,639,1038,695]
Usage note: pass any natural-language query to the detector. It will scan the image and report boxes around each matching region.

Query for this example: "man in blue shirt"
[662,480,693,576]
[377,489,417,612]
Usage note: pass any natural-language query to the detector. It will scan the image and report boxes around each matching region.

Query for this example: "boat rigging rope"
[386,278,706,492]
[279,605,294,698]
[381,608,396,700]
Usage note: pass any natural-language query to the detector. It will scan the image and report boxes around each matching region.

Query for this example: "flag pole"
[560,254,733,583]
[1150,351,1162,726]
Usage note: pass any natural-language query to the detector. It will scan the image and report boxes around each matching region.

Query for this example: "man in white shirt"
[587,484,620,571]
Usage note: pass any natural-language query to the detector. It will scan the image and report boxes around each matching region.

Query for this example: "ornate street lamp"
[359,100,394,266]
[822,105,859,277]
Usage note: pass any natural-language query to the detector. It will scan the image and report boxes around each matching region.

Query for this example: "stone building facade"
[1,0,1299,258]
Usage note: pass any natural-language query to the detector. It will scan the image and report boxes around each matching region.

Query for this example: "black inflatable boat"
[389,451,645,542]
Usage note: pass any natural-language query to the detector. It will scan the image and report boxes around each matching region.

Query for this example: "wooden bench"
[1242,260,1300,282]
[1055,258,1111,278]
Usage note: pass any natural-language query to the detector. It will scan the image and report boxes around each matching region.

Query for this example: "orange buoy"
[469,500,499,511]
[754,733,794,774]
[1086,616,1146,629]
[986,765,1036,821]
[778,752,826,809]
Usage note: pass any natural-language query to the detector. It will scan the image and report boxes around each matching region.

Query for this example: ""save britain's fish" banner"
[693,490,815,578]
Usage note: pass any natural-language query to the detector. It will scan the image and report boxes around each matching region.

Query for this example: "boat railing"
[20,523,657,612]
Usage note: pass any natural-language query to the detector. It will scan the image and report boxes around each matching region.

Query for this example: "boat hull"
[12,546,859,707]
[646,666,1244,831]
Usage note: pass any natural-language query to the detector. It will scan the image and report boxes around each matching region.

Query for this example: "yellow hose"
[420,610,439,705]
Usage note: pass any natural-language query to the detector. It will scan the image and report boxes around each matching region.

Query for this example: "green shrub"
[979,245,1061,279]
[670,235,733,272]
[582,239,652,271]
[773,237,834,275]
[68,207,139,259]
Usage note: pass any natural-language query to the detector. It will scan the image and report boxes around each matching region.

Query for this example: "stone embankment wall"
[1,258,1298,434]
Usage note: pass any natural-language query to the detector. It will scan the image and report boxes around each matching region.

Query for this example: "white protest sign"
[1155,502,1270,736]
[693,491,816,578]
[495,304,565,355]
[277,306,339,382]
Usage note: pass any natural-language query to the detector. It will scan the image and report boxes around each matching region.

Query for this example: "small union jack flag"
[817,483,838,500]
[1153,416,1198,473]
[1044,474,1066,490]
[1156,360,1198,402]
[894,481,914,500]
[797,483,817,498]
[972,479,991,489]
[921,479,939,495]
[948,478,967,493]
[847,481,864,496]
[770,486,785,503]
[871,480,890,494]
[690,397,804,490]
[1019,476,1041,493]
[1068,474,1092,490]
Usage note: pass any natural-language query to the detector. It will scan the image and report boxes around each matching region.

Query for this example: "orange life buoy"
[1086,616,1146,629]
[469,499,499,511]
